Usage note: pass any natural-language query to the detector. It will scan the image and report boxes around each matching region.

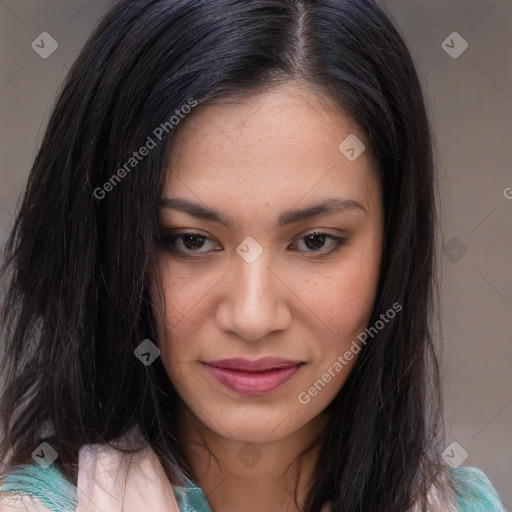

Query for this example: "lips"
[203,357,304,372]
[201,357,305,395]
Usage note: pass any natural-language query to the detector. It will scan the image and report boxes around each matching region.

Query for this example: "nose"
[215,252,292,342]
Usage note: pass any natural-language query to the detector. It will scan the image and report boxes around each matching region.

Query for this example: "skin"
[155,81,384,512]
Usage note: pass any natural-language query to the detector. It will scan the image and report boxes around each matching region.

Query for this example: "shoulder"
[0,462,77,512]
[447,466,506,512]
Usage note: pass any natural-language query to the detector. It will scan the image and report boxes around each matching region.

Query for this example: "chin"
[209,413,302,443]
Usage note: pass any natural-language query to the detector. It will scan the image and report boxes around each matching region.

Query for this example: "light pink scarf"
[0,439,180,512]
[74,441,181,512]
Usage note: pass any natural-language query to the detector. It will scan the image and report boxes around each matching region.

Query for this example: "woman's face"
[156,82,384,443]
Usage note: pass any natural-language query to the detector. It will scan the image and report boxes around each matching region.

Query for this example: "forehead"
[163,83,378,209]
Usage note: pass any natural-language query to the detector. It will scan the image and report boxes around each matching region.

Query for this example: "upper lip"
[201,357,304,372]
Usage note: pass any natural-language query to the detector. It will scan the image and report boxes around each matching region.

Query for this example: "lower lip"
[203,364,302,395]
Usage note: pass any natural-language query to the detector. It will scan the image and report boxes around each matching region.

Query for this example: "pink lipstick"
[201,357,304,395]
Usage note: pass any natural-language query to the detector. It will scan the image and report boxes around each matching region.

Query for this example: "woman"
[0,0,506,511]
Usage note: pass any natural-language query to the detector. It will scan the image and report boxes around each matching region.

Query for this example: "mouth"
[201,357,305,395]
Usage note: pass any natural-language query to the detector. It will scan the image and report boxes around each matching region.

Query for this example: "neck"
[177,407,329,512]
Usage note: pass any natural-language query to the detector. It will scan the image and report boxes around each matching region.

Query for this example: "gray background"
[0,0,511,507]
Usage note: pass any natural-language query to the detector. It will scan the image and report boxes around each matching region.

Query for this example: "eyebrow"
[157,197,368,229]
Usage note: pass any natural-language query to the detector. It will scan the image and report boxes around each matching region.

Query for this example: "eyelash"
[158,230,349,257]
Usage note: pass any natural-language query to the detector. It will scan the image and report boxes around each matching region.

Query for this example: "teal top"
[0,462,506,511]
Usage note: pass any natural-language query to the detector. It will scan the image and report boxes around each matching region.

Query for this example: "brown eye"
[289,232,348,255]
[159,231,222,255]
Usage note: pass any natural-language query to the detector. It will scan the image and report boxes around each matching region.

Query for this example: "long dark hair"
[1,0,454,510]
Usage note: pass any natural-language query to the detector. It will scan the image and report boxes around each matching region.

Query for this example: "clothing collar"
[76,432,210,512]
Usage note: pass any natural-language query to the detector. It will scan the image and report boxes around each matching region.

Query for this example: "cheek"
[156,258,194,319]
[299,255,380,340]
[153,258,196,376]
[155,256,214,334]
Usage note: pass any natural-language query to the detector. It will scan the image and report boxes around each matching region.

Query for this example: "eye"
[158,231,221,255]
[158,230,348,257]
[289,231,348,255]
